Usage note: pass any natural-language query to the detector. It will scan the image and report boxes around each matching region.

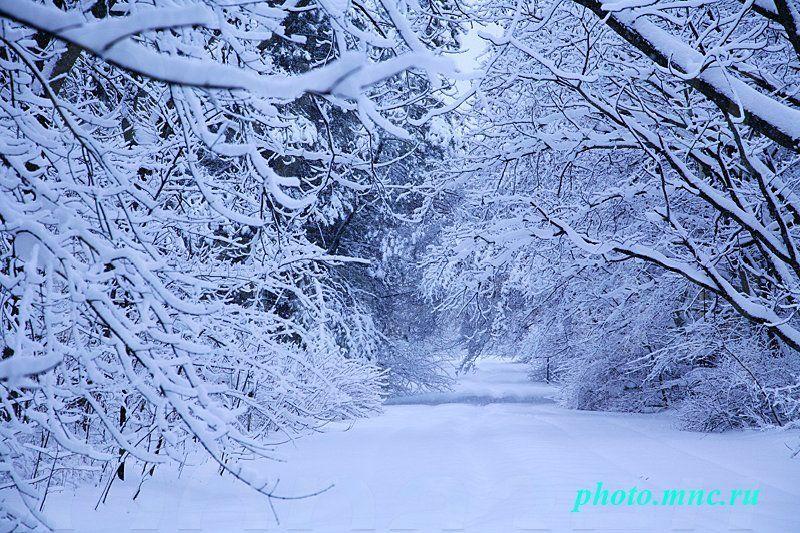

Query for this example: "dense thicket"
[425,0,800,431]
[0,0,456,528]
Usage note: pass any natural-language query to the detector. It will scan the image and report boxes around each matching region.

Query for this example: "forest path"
[50,359,800,532]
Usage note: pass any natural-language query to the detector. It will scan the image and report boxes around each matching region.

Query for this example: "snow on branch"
[0,0,453,100]
[0,0,451,529]
[573,0,800,151]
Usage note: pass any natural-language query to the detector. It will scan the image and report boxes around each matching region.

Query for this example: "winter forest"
[1,0,800,530]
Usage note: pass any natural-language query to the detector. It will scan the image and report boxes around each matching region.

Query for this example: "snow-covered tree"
[425,0,800,428]
[0,0,455,528]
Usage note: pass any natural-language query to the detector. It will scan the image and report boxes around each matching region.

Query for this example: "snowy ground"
[48,359,800,532]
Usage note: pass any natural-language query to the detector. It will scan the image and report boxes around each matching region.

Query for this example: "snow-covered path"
[50,360,799,532]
